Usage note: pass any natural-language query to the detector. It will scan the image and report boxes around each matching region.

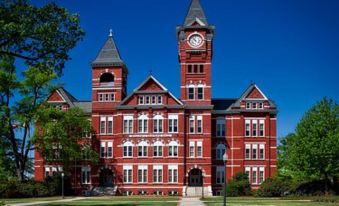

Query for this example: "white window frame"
[168,165,178,183]
[259,120,265,136]
[252,167,258,184]
[81,166,91,184]
[168,141,178,157]
[137,141,148,157]
[252,120,258,137]
[168,114,178,133]
[197,86,204,100]
[259,144,265,160]
[197,141,203,157]
[153,114,163,133]
[123,141,133,157]
[153,141,163,157]
[252,144,258,160]
[189,116,195,134]
[245,120,251,137]
[189,141,195,157]
[138,165,148,183]
[107,117,113,134]
[188,86,195,100]
[197,116,203,134]
[245,144,251,160]
[123,165,133,183]
[123,116,133,134]
[100,116,106,134]
[153,165,163,183]
[259,167,265,184]
[138,114,148,133]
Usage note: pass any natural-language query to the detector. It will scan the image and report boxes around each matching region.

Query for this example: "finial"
[109,29,113,37]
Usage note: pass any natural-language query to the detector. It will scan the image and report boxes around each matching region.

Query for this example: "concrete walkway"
[7,197,86,206]
[179,197,206,206]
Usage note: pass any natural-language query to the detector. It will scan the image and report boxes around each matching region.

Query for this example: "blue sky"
[33,0,339,140]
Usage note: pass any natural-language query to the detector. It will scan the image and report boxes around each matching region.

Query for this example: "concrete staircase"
[184,186,212,197]
[87,186,117,196]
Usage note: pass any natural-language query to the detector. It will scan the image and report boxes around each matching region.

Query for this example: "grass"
[38,196,179,206]
[202,196,339,206]
[1,196,64,204]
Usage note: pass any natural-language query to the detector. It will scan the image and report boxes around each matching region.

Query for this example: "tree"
[33,106,98,174]
[279,98,339,188]
[0,0,84,180]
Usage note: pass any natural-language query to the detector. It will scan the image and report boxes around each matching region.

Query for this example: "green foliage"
[255,177,292,197]
[223,172,251,197]
[34,106,98,173]
[0,0,84,180]
[278,98,339,184]
[0,0,85,75]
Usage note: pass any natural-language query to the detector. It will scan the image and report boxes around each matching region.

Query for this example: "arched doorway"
[188,168,203,186]
[99,168,114,187]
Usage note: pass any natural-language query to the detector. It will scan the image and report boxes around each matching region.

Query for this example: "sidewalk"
[179,197,206,206]
[7,197,86,206]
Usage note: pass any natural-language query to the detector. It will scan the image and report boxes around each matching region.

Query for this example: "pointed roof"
[184,0,208,26]
[92,32,124,67]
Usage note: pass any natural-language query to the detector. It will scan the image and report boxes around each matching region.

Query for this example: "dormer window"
[259,102,263,109]
[245,101,264,110]
[252,102,257,109]
[138,95,163,105]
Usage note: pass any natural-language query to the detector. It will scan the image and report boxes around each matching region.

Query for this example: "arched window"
[153,141,163,157]
[216,144,226,160]
[153,114,163,133]
[123,141,133,157]
[100,73,114,86]
[138,114,148,133]
[168,141,178,157]
[138,141,148,157]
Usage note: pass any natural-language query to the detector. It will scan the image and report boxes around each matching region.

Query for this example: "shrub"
[291,179,338,196]
[223,172,251,197]
[255,177,292,197]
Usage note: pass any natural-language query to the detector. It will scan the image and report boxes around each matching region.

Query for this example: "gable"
[47,90,65,102]
[245,87,265,99]
[139,79,163,91]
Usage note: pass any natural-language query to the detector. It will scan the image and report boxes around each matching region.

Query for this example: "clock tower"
[177,0,215,105]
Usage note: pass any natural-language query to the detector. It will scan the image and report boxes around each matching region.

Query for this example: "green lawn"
[3,196,179,206]
[1,196,64,204]
[202,197,338,206]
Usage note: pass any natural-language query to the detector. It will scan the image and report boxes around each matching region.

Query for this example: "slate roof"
[91,35,124,67]
[212,98,237,110]
[184,0,208,26]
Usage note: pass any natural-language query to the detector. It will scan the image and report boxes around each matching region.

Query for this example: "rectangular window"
[138,119,148,133]
[168,165,178,183]
[252,102,257,109]
[252,120,258,136]
[153,145,163,157]
[138,96,144,105]
[189,116,195,133]
[259,144,265,159]
[138,166,147,183]
[157,96,162,104]
[138,145,147,157]
[216,119,225,137]
[259,120,265,136]
[199,64,204,73]
[168,115,178,133]
[100,142,105,158]
[100,117,106,134]
[153,119,163,133]
[123,145,133,157]
[107,117,113,134]
[252,144,257,160]
[107,142,113,158]
[188,87,194,100]
[197,87,203,100]
[81,167,91,184]
[151,96,156,104]
[259,102,263,109]
[188,65,192,73]
[216,166,225,184]
[252,167,257,184]
[259,167,265,184]
[245,120,250,137]
[153,166,163,183]
[189,142,195,157]
[246,102,251,109]
[245,144,251,160]
[123,166,132,183]
[245,167,250,181]
[123,116,133,134]
[169,145,178,157]
[197,141,202,157]
[98,93,103,102]
[197,116,203,133]
[98,93,114,102]
[194,64,198,73]
[145,96,150,104]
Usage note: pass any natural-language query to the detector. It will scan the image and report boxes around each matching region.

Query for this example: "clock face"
[188,34,203,48]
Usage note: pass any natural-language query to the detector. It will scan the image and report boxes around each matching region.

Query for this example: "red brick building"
[34,0,277,196]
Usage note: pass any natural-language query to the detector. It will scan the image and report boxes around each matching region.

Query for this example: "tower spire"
[184,0,208,26]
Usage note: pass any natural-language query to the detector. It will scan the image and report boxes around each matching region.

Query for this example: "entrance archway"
[99,168,114,187]
[188,168,203,186]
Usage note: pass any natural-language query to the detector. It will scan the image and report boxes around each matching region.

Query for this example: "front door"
[188,169,203,186]
[99,168,114,187]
